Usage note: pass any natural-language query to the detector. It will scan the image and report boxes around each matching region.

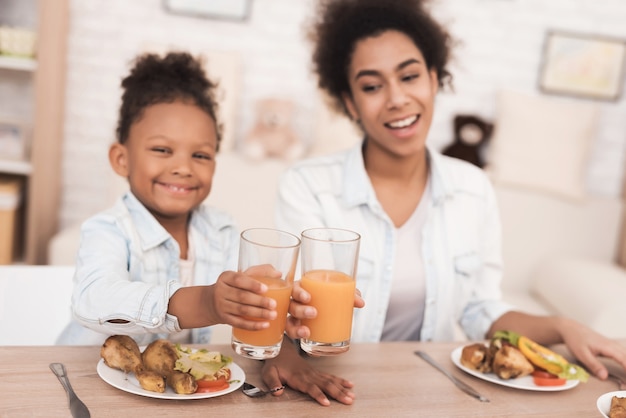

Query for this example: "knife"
[50,363,91,418]
[414,350,490,402]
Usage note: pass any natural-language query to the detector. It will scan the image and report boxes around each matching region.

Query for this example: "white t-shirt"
[381,181,430,341]
[170,236,195,344]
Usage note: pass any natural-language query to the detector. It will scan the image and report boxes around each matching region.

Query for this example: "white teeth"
[168,185,188,192]
[387,115,417,128]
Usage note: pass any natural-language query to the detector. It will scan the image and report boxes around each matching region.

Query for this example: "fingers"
[286,302,315,339]
[286,282,317,339]
[285,316,310,339]
[260,363,286,395]
[290,373,355,406]
[288,299,317,319]
[354,289,365,309]
[562,325,626,381]
[577,349,608,379]
[587,340,626,380]
[222,270,270,295]
[299,381,331,406]
[262,345,356,406]
[292,282,310,303]
[211,271,279,329]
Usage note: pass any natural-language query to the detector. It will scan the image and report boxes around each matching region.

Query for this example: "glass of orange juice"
[231,228,300,360]
[299,228,360,356]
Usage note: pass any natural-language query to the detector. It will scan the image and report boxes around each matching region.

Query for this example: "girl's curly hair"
[116,51,222,149]
[308,0,454,115]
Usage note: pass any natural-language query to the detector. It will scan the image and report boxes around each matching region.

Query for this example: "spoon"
[242,382,285,398]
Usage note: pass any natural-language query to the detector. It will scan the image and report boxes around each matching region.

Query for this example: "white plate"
[97,358,245,400]
[451,345,579,392]
[597,390,626,417]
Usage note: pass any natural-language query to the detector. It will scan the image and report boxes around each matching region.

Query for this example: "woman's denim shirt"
[57,192,239,346]
[275,143,514,343]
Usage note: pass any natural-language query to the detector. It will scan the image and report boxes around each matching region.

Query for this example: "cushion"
[487,90,599,200]
[531,258,626,338]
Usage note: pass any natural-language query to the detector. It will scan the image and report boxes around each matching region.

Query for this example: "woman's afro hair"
[308,0,454,114]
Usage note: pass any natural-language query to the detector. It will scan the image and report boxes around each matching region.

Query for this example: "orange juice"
[300,269,355,343]
[232,275,292,346]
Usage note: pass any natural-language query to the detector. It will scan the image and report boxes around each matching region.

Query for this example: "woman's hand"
[558,318,626,380]
[261,339,356,406]
[285,282,365,340]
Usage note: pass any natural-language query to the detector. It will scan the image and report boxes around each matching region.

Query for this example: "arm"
[74,215,277,334]
[168,268,278,331]
[72,215,177,334]
[489,311,626,380]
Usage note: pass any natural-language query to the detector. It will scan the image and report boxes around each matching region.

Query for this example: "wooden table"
[0,342,621,417]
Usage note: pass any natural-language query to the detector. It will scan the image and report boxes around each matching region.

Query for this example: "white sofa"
[494,184,626,338]
[48,150,626,339]
[0,265,75,345]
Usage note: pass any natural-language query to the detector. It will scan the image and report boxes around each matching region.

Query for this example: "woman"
[278,0,626,381]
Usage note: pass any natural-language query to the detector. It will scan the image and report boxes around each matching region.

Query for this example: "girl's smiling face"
[342,30,439,160]
[109,100,218,225]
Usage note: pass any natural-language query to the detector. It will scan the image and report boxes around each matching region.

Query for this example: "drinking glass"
[299,227,360,356]
[231,228,300,360]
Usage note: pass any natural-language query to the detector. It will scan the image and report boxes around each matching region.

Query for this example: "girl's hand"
[206,268,279,330]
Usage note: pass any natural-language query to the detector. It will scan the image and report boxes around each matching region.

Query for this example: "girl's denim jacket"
[56,192,239,346]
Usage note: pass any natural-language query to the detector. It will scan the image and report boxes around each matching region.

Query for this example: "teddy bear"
[442,114,493,169]
[241,98,304,161]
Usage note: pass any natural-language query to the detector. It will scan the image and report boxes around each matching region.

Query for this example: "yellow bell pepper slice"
[517,335,568,375]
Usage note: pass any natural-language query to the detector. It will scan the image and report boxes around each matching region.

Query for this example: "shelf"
[0,55,37,72]
[0,158,32,175]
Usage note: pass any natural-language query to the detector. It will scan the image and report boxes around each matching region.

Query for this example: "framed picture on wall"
[163,0,252,21]
[538,31,626,101]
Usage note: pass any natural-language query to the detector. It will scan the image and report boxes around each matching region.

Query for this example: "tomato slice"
[197,376,228,388]
[194,369,232,393]
[531,370,567,386]
[195,382,230,393]
[196,385,229,393]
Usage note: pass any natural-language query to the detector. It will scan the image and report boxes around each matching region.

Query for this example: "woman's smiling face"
[342,30,439,159]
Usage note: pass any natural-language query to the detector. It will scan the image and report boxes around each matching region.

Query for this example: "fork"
[242,382,285,398]
[608,373,626,390]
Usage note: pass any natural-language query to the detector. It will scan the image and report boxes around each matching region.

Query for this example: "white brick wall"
[58,0,626,229]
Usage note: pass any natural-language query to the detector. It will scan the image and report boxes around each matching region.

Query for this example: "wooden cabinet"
[0,0,68,264]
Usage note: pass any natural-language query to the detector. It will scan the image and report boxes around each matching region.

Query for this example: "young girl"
[279,0,626,382]
[56,51,278,346]
[57,51,355,406]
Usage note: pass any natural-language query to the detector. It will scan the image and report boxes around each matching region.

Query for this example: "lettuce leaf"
[173,345,232,381]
